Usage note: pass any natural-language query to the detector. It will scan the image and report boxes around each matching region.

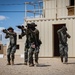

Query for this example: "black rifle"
[2,29,7,33]
[2,29,9,38]
[16,25,24,29]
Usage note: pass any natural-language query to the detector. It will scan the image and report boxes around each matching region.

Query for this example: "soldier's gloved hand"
[2,29,7,33]
[19,35,22,38]
[5,34,9,38]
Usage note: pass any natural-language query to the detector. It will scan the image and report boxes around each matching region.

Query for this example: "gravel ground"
[0,56,75,75]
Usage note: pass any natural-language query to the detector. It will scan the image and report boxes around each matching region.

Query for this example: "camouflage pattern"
[20,28,29,63]
[59,44,68,62]
[20,23,41,65]
[29,47,39,64]
[5,31,17,62]
[57,26,70,63]
[28,28,39,65]
[24,47,28,62]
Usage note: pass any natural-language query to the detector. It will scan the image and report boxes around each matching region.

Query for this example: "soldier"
[17,24,31,65]
[28,23,40,67]
[57,26,71,63]
[3,27,17,65]
[18,23,41,66]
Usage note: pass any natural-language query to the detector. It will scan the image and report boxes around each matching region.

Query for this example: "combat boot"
[29,63,34,67]
[24,62,27,65]
[7,61,11,65]
[64,58,68,64]
[35,62,39,66]
[61,56,63,63]
[7,55,11,65]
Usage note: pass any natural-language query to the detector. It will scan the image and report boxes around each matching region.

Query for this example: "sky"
[0,0,42,44]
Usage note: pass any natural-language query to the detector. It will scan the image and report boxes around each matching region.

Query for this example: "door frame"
[52,23,66,57]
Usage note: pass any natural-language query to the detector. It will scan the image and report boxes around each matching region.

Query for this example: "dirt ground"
[0,56,75,75]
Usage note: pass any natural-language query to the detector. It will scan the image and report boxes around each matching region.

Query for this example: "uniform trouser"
[24,48,28,62]
[7,45,16,62]
[29,47,39,64]
[59,44,68,61]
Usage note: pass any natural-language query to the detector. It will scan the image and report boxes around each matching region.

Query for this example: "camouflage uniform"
[19,27,29,64]
[28,28,39,66]
[22,29,40,65]
[4,27,17,65]
[57,26,70,63]
[20,23,41,66]
[24,47,28,63]
[24,38,29,64]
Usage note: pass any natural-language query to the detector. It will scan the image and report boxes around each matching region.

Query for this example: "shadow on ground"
[37,64,51,67]
[14,63,51,67]
[14,63,24,65]
[67,62,75,64]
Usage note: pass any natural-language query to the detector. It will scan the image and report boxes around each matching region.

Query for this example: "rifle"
[16,25,24,29]
[2,29,9,38]
[2,29,7,33]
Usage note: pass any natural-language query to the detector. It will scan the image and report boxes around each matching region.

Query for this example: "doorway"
[53,24,66,57]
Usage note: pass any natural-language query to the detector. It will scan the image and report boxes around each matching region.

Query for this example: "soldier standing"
[17,24,31,65]
[57,26,71,63]
[18,23,41,66]
[28,23,40,67]
[3,27,17,65]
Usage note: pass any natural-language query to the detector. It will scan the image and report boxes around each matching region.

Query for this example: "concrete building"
[0,34,7,58]
[0,34,3,54]
[15,0,75,57]
[0,43,3,54]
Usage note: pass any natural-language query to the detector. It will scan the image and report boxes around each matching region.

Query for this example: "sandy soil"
[0,56,75,75]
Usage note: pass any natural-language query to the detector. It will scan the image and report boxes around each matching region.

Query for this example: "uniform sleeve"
[6,32,16,36]
[5,34,10,39]
[57,29,64,44]
[20,29,26,37]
